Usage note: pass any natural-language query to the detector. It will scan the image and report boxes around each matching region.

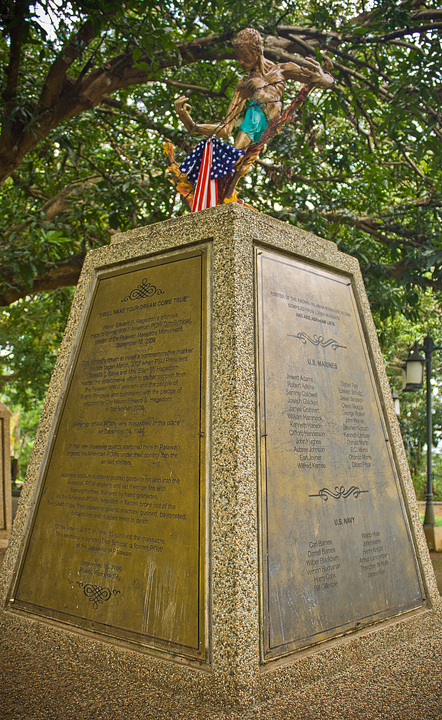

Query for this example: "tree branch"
[379,195,442,215]
[0,372,18,390]
[316,42,391,83]
[100,96,192,149]
[277,25,341,42]
[412,9,442,21]
[0,252,86,306]
[0,33,229,186]
[347,23,442,44]
[385,259,442,292]
[159,78,227,98]
[5,173,114,240]
[11,172,49,201]
[2,0,28,103]
[257,159,347,184]
[276,24,442,149]
[392,140,435,187]
[332,60,394,99]
[274,209,442,291]
[38,18,97,110]
[288,209,427,249]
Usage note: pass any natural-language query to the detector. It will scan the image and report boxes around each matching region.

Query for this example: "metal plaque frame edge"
[6,242,212,668]
[254,243,428,665]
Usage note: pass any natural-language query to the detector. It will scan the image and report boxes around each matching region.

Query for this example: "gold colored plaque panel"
[256,248,424,661]
[13,248,208,661]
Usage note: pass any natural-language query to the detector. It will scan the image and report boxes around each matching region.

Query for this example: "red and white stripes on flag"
[191,139,218,212]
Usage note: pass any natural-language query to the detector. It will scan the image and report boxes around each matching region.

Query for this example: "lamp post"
[402,335,442,528]
[391,389,400,417]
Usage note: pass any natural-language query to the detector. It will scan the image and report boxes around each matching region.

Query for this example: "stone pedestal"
[0,204,440,713]
[0,401,11,549]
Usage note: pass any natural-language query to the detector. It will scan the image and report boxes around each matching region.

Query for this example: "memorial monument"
[165,27,334,211]
[0,29,440,715]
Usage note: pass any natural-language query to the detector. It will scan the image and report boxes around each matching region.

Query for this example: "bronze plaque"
[257,248,424,661]
[12,248,208,661]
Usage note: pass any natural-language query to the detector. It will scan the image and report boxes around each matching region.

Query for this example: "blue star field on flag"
[179,138,245,183]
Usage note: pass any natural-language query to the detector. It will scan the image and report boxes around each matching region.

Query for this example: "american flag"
[179,138,245,212]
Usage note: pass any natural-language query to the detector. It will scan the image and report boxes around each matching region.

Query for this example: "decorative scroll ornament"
[77,581,120,610]
[309,486,369,501]
[288,332,346,351]
[122,279,165,302]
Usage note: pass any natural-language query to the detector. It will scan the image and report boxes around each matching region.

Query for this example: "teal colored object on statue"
[240,100,268,142]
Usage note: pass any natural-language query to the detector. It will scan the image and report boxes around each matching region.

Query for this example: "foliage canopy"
[376,292,442,490]
[0,0,441,305]
[0,0,442,440]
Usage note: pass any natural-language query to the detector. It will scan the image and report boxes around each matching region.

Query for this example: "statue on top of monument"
[164,28,335,211]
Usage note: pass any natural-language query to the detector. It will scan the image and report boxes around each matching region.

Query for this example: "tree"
[10,399,46,481]
[1,288,73,478]
[0,287,73,405]
[376,290,442,495]
[0,0,442,404]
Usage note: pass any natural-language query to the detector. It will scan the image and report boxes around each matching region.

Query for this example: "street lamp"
[403,335,442,528]
[402,343,425,392]
[391,389,401,416]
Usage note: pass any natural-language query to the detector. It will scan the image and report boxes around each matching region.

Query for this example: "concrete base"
[424,525,442,552]
[418,501,442,519]
[1,615,442,719]
[0,205,441,714]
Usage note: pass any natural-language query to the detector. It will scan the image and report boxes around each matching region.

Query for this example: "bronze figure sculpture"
[165,28,335,211]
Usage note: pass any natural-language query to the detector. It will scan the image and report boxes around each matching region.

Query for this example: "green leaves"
[0,0,441,411]
[0,289,75,410]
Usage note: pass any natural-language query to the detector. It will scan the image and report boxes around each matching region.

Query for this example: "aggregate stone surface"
[1,206,441,719]
[1,547,441,720]
[0,611,442,720]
